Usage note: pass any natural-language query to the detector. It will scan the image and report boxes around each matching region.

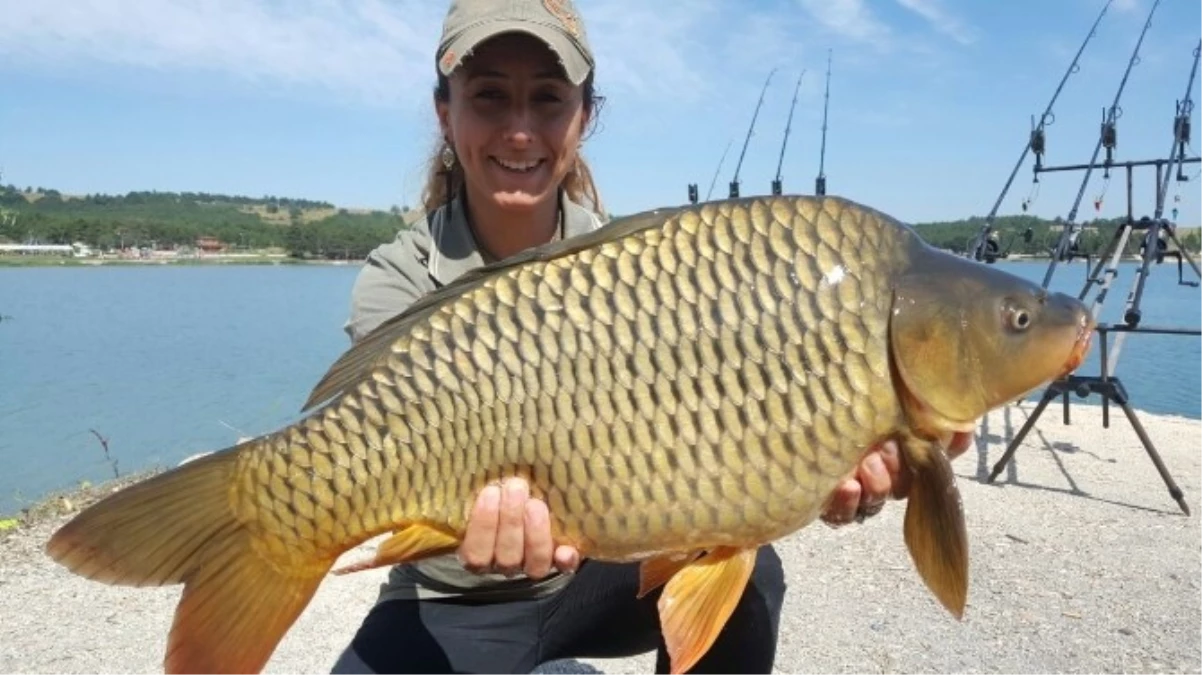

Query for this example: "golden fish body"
[239,196,906,565]
[47,195,1095,675]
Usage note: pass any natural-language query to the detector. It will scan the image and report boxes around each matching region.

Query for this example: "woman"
[334,1,970,672]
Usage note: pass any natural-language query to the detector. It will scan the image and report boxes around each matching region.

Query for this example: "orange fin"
[657,546,757,675]
[44,447,334,673]
[638,551,703,598]
[167,542,329,674]
[901,433,969,619]
[333,523,460,575]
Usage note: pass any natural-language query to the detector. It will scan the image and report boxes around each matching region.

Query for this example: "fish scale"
[47,194,1096,675]
[230,197,906,564]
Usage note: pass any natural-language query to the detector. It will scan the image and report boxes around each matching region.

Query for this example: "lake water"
[1,258,1199,516]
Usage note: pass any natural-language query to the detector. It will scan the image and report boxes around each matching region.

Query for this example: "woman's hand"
[820,431,975,527]
[457,477,579,580]
[458,432,975,577]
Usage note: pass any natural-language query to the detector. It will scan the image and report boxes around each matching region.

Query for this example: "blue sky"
[1,0,1199,225]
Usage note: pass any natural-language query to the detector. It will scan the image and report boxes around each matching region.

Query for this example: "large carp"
[47,195,1094,674]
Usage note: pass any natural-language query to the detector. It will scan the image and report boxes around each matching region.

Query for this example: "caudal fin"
[45,449,332,674]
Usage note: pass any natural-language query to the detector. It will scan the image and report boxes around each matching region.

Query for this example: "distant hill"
[0,184,1196,260]
[0,185,415,260]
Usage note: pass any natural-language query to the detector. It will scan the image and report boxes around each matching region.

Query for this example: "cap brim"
[438,21,592,86]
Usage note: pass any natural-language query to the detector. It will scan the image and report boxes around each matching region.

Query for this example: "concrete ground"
[2,402,1199,674]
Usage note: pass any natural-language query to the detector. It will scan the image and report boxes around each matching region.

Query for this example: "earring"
[441,142,456,208]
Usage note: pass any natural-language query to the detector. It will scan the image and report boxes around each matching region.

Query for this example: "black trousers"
[332,545,786,674]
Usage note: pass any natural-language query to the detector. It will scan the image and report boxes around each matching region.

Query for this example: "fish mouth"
[1059,313,1096,378]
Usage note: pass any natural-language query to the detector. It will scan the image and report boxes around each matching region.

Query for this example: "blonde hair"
[420,72,606,217]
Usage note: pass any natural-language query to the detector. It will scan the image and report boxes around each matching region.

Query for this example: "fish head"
[889,253,1095,435]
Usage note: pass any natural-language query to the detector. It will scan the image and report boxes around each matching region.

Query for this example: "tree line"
[0,185,405,260]
[1,185,1196,260]
[1,185,333,210]
[911,214,1201,258]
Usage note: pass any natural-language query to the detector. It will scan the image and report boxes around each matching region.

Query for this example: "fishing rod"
[686,139,732,204]
[1103,39,1202,375]
[816,50,832,196]
[1154,40,1200,227]
[729,68,777,199]
[772,69,806,196]
[706,139,734,202]
[1041,0,1161,290]
[966,0,1113,262]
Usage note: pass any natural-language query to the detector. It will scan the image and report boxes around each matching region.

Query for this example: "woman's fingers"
[491,478,530,576]
[458,484,502,573]
[822,432,974,527]
[820,475,862,527]
[553,545,581,574]
[522,497,555,580]
[459,477,569,580]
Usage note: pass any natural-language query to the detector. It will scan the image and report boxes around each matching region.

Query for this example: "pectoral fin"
[637,551,703,598]
[657,546,757,675]
[332,523,460,575]
[901,434,969,618]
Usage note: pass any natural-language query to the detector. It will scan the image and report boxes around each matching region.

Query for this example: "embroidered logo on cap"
[441,50,457,70]
[543,0,580,38]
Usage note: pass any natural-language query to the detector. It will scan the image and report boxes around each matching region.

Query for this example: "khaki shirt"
[344,191,604,602]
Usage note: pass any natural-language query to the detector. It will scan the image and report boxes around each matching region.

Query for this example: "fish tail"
[45,449,331,674]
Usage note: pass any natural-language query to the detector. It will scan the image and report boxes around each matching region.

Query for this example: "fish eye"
[1007,307,1031,331]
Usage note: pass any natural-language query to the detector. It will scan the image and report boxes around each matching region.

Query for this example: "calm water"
[1,259,1199,515]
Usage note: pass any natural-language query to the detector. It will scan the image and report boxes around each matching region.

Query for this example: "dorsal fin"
[301,205,686,412]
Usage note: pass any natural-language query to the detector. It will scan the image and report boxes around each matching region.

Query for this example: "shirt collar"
[425,190,602,286]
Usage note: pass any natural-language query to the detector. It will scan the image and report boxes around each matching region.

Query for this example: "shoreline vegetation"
[0,252,358,267]
[0,468,161,536]
[1,186,1199,266]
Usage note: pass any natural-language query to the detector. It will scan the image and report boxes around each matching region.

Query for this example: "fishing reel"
[1100,108,1119,176]
[1136,217,1168,264]
[972,228,1032,265]
[1174,98,1193,181]
[1029,114,1048,173]
[982,236,1001,263]
[1135,217,1200,289]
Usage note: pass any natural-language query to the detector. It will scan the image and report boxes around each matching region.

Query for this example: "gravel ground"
[1,402,1199,674]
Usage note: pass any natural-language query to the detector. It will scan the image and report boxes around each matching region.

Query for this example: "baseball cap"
[436,0,595,85]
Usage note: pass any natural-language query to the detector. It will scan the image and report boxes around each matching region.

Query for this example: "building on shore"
[0,242,93,257]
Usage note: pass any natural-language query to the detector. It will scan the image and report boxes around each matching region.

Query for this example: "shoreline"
[0,255,360,268]
[0,469,162,533]
[3,401,1198,674]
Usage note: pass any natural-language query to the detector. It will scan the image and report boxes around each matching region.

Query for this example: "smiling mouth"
[492,157,544,173]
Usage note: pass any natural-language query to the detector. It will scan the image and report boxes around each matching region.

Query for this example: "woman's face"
[437,32,589,216]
